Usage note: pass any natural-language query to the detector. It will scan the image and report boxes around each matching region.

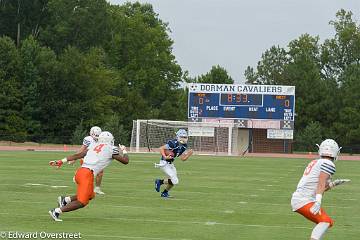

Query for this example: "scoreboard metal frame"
[187,83,295,130]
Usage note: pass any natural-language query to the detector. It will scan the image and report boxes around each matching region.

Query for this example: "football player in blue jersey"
[154,129,193,198]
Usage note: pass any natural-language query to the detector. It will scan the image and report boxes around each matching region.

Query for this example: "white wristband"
[61,157,68,163]
[315,194,322,203]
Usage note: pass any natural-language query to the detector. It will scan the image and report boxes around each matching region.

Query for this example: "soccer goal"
[130,119,250,156]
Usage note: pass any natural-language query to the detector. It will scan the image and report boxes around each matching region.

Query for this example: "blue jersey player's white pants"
[158,160,179,185]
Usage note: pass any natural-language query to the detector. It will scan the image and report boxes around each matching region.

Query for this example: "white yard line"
[0,212,314,230]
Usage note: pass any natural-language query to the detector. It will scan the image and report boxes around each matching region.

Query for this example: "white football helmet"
[98,131,114,145]
[317,139,341,161]
[176,129,188,144]
[90,126,102,140]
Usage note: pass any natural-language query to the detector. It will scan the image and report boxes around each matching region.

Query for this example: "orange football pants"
[296,202,334,227]
[74,167,95,205]
[80,159,103,175]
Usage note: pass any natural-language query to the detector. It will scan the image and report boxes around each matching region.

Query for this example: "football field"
[0,151,358,240]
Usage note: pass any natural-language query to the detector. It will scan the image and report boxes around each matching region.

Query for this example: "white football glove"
[328,179,351,189]
[310,194,322,215]
[119,144,127,156]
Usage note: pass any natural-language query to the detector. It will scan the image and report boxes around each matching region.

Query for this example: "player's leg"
[49,168,94,221]
[94,170,105,195]
[296,202,334,240]
[160,164,178,198]
[310,222,330,240]
[57,195,77,207]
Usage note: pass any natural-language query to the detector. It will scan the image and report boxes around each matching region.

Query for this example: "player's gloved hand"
[310,194,322,215]
[49,158,67,168]
[119,144,127,156]
[49,160,63,168]
[329,179,351,189]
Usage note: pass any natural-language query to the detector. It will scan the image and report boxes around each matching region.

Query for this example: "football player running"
[69,126,106,195]
[291,139,351,240]
[154,129,193,198]
[48,131,129,221]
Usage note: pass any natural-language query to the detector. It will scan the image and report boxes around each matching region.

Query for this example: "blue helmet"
[176,129,188,144]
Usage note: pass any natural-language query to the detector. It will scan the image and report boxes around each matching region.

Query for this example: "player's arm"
[49,149,88,168]
[112,145,129,165]
[317,172,330,194]
[310,172,330,214]
[180,149,193,161]
[326,178,351,191]
[67,144,88,165]
[77,145,87,154]
[160,144,173,160]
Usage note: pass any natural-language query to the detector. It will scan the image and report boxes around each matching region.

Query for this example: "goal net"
[130,119,250,156]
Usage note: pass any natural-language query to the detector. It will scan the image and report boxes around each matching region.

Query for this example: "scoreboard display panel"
[188,83,295,123]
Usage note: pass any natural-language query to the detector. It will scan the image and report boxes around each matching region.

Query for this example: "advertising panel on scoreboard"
[187,83,295,127]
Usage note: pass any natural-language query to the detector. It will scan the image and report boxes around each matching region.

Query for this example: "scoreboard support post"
[228,126,232,155]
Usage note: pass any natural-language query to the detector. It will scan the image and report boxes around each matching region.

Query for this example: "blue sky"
[109,0,360,83]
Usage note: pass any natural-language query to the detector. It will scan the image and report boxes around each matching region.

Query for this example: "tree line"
[0,1,359,152]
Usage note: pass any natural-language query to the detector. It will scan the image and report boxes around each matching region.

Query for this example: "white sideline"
[23,183,68,188]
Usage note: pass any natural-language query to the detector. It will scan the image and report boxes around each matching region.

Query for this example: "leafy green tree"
[334,64,360,146]
[40,0,110,53]
[105,2,183,139]
[0,0,49,46]
[103,114,129,145]
[38,46,117,143]
[71,119,87,145]
[18,36,45,141]
[295,121,323,152]
[196,65,233,84]
[321,10,360,81]
[0,36,26,141]
[245,46,289,85]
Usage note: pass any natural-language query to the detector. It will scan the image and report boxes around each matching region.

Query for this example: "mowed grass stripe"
[0,151,358,240]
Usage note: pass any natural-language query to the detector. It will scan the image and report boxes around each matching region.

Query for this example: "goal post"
[130,119,250,156]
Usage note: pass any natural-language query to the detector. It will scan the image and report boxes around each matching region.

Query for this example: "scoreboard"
[188,83,295,130]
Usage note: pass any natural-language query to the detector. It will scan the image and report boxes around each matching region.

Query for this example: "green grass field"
[0,151,359,240]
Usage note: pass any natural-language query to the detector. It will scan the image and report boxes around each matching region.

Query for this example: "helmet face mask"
[90,126,102,140]
[176,129,188,144]
[98,131,114,145]
[317,139,341,161]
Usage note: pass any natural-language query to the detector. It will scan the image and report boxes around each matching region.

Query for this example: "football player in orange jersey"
[69,126,107,194]
[291,139,350,240]
[49,131,129,221]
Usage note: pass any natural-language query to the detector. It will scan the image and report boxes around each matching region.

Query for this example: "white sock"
[65,196,71,204]
[311,222,330,240]
[54,208,62,214]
